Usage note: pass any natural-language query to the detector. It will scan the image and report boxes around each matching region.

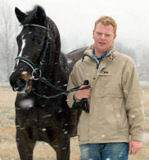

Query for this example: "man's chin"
[96,47,107,54]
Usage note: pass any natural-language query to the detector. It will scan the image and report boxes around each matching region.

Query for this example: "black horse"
[9,6,86,160]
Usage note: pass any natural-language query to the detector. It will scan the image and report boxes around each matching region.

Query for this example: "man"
[67,16,144,160]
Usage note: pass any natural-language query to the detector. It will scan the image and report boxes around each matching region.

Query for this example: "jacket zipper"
[82,54,100,69]
[96,63,99,69]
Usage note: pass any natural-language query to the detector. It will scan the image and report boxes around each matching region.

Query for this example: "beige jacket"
[67,45,144,144]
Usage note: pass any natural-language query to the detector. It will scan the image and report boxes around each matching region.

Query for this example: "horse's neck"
[43,54,68,84]
[53,57,68,85]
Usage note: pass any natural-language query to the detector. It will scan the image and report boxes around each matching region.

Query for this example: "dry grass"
[0,85,149,160]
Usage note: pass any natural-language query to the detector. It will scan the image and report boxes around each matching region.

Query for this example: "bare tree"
[115,41,137,62]
[136,46,149,80]
[0,1,19,82]
[115,42,149,80]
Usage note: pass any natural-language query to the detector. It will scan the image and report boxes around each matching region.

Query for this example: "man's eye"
[105,34,110,37]
[97,33,102,35]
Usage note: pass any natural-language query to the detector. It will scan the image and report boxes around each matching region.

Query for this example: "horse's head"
[9,6,61,93]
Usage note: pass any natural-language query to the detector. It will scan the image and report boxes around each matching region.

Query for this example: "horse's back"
[66,47,87,63]
[65,47,87,73]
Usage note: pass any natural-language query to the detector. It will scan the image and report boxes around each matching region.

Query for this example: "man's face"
[93,23,116,54]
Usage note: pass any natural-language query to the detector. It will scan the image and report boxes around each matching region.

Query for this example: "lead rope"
[32,77,90,99]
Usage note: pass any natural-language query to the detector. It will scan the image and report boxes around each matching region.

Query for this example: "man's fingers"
[80,85,90,90]
[81,92,90,98]
[79,93,90,99]
[129,140,142,155]
[79,85,91,96]
[131,147,136,154]
[131,147,140,154]
[75,85,91,100]
[129,142,132,154]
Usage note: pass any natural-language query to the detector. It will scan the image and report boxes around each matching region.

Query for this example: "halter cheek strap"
[15,23,50,80]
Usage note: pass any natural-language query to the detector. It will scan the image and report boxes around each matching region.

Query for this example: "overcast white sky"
[6,0,149,52]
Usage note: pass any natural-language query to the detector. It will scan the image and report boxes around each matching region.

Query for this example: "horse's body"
[9,6,86,160]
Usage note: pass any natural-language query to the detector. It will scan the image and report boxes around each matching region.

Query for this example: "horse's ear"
[36,6,46,22]
[15,7,27,24]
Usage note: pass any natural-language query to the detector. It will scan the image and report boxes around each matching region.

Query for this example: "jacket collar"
[83,44,116,61]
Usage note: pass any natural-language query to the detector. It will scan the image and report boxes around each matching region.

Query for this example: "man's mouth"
[99,42,106,45]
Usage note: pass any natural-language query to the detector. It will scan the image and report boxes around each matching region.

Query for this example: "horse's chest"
[16,106,66,141]
[16,103,67,129]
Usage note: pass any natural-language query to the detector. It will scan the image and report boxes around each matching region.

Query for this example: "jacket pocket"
[95,88,128,132]
[95,87,124,98]
[102,88,128,132]
[113,105,129,132]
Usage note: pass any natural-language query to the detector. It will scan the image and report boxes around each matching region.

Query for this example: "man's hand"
[129,140,142,154]
[75,85,90,101]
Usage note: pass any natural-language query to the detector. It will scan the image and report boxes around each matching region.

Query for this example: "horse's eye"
[36,39,42,45]
[32,36,42,45]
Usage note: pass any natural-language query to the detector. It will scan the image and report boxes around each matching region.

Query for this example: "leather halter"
[15,23,50,80]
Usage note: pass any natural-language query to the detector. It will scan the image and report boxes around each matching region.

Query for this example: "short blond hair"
[94,16,117,35]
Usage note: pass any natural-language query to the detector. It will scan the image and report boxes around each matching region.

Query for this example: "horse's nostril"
[10,78,26,91]
[16,78,26,88]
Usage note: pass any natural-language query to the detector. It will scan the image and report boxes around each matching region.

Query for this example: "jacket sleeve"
[122,59,144,142]
[67,64,79,108]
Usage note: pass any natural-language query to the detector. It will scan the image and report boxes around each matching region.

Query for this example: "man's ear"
[114,34,117,39]
[93,30,95,39]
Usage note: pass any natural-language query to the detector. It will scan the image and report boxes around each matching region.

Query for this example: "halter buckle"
[32,68,42,80]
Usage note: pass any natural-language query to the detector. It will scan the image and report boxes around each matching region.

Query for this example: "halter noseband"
[15,23,50,80]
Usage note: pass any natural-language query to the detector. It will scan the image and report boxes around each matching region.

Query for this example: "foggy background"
[0,0,149,82]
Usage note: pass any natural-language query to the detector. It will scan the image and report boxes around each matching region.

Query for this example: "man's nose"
[101,34,105,39]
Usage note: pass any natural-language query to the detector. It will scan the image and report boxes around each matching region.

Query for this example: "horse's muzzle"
[10,77,26,92]
[9,72,32,93]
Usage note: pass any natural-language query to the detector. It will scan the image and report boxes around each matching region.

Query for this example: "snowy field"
[0,84,149,159]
